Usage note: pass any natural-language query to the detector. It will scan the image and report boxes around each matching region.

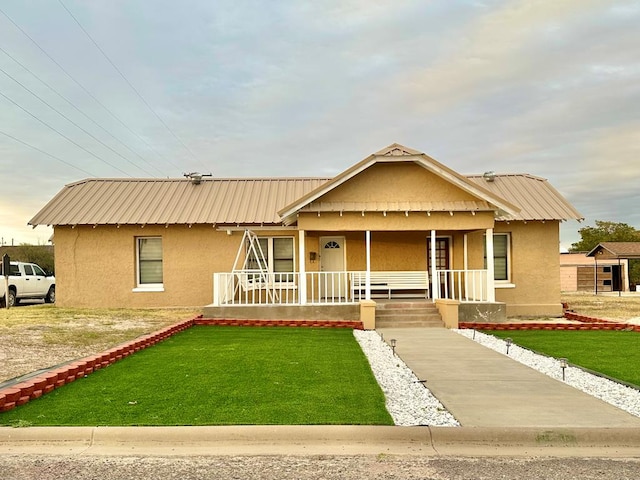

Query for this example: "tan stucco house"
[29,144,582,325]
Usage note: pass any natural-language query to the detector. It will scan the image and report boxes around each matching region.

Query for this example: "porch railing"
[212,269,490,306]
[434,269,489,302]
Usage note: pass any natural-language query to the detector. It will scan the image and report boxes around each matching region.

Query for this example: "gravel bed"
[353,330,459,427]
[455,329,640,418]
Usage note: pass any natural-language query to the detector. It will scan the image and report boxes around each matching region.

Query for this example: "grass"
[488,330,640,387]
[0,326,393,426]
[561,292,640,321]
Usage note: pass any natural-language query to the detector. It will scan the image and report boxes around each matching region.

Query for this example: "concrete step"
[376,318,444,328]
[375,309,441,318]
[374,301,443,328]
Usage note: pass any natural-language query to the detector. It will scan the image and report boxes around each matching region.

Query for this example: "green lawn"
[488,330,640,387]
[0,326,393,426]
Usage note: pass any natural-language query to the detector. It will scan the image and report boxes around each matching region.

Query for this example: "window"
[603,266,611,273]
[484,233,510,282]
[33,265,46,276]
[247,237,295,281]
[136,237,163,289]
[23,264,34,276]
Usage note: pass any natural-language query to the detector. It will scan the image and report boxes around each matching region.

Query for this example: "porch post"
[463,234,468,270]
[365,230,371,300]
[430,230,438,299]
[486,228,496,302]
[298,230,307,305]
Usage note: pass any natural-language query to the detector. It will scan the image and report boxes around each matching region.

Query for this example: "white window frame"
[485,232,514,287]
[133,236,165,292]
[249,236,296,284]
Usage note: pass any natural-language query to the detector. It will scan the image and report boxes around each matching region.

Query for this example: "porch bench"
[350,271,429,299]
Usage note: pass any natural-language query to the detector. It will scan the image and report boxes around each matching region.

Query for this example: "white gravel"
[353,330,460,427]
[455,329,640,419]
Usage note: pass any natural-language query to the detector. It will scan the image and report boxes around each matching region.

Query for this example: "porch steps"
[375,301,444,328]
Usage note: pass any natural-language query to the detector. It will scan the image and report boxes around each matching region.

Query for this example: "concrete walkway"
[377,328,640,428]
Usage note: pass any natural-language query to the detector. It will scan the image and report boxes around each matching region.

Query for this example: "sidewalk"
[377,328,640,428]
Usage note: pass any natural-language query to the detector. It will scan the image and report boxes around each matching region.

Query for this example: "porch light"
[559,358,568,381]
[505,337,512,355]
[390,338,397,355]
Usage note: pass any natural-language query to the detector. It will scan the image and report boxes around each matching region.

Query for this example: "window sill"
[133,285,165,293]
[495,283,515,289]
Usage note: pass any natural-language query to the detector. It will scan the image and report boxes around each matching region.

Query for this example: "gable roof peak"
[374,143,423,157]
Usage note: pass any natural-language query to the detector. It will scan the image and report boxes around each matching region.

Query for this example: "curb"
[2,426,640,457]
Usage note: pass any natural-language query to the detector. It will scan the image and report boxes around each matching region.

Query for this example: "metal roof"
[29,178,330,226]
[466,174,583,222]
[29,146,583,227]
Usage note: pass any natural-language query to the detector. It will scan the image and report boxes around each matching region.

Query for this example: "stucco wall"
[466,221,563,317]
[53,225,294,308]
[321,162,480,203]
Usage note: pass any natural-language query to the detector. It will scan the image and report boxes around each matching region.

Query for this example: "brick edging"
[0,318,194,414]
[194,318,364,329]
[0,317,363,414]
[460,309,639,332]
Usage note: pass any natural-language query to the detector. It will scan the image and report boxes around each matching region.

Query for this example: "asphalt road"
[2,454,640,480]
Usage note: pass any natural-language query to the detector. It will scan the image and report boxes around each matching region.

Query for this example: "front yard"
[0,326,393,426]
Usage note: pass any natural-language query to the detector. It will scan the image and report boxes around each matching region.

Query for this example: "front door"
[319,236,346,299]
[427,237,451,297]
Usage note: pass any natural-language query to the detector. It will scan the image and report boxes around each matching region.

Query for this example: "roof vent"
[183,172,212,185]
[483,171,496,182]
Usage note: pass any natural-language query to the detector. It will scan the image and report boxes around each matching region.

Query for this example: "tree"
[570,220,640,252]
[571,220,640,287]
[12,244,55,275]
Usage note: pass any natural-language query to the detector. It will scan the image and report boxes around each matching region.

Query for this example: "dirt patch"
[0,305,199,383]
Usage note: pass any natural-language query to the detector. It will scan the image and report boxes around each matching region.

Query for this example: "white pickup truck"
[0,261,56,307]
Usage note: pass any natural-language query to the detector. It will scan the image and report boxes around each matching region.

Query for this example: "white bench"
[350,271,429,299]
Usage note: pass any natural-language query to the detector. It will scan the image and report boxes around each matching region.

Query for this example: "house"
[585,242,640,293]
[560,252,630,293]
[29,144,583,326]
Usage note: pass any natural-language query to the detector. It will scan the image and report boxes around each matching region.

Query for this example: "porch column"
[430,230,438,299]
[486,228,496,302]
[298,230,307,305]
[365,230,371,300]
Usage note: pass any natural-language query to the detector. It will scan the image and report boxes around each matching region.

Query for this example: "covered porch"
[207,228,504,327]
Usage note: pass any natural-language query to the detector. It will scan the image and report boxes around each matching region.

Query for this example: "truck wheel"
[45,286,55,304]
[7,289,16,308]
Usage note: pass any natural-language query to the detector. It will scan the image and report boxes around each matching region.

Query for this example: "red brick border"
[194,318,363,329]
[0,317,363,414]
[460,309,640,332]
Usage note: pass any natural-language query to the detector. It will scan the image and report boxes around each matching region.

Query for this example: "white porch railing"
[213,269,491,306]
[434,269,490,302]
[213,271,352,306]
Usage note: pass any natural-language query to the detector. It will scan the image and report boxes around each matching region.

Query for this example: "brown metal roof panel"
[467,174,582,221]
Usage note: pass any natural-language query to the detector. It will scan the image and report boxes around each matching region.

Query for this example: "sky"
[0,0,638,250]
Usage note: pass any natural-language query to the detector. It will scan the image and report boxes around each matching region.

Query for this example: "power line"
[58,0,209,172]
[0,45,166,176]
[0,90,132,176]
[0,129,95,176]
[0,64,156,176]
[0,5,186,173]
